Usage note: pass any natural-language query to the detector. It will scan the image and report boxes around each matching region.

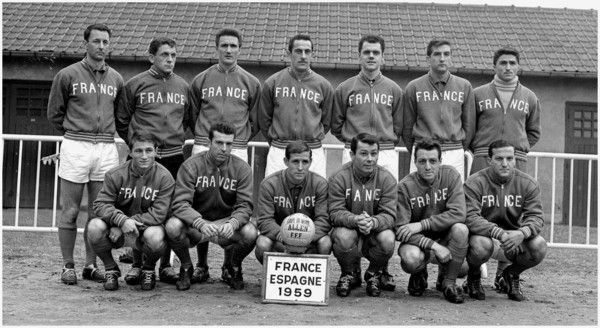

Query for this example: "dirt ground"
[1,227,597,326]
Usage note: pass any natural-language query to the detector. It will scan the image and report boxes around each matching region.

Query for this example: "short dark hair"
[358,35,385,53]
[288,34,313,52]
[493,46,520,66]
[148,37,176,55]
[130,131,158,149]
[488,140,515,158]
[215,28,242,48]
[426,39,451,57]
[83,23,111,41]
[285,140,312,160]
[413,139,442,161]
[208,121,236,140]
[350,133,379,153]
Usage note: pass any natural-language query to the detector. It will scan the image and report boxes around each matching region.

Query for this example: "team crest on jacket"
[195,175,237,191]
[201,86,248,101]
[409,188,448,209]
[119,186,159,201]
[273,196,316,209]
[72,82,118,97]
[481,194,523,208]
[138,92,186,105]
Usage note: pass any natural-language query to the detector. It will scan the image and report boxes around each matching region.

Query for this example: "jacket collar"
[82,56,107,72]
[148,65,173,79]
[217,63,238,73]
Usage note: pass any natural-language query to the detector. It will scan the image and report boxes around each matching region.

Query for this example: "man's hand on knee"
[219,222,235,239]
[122,219,141,237]
[396,222,422,243]
[431,243,452,263]
[108,227,123,243]
[500,230,525,254]
[200,223,219,238]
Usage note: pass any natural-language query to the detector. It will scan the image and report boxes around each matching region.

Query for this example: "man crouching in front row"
[90,132,175,291]
[396,140,468,303]
[166,121,257,291]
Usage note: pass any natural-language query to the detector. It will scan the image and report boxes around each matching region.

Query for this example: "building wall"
[3,56,597,220]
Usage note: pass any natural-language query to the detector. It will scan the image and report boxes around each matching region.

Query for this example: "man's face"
[130,140,156,170]
[217,35,240,68]
[494,54,519,82]
[359,42,383,73]
[415,148,441,184]
[351,141,379,175]
[85,29,110,62]
[149,44,176,75]
[488,146,516,179]
[284,151,312,184]
[428,44,452,74]
[209,131,234,163]
[289,39,313,73]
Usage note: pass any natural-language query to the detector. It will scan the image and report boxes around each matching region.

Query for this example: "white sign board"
[262,252,330,306]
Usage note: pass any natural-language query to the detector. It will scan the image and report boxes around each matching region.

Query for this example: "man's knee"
[316,235,332,254]
[165,217,185,240]
[238,222,258,244]
[375,229,396,254]
[398,245,425,273]
[525,235,548,262]
[331,227,358,250]
[255,235,274,253]
[86,218,108,243]
[449,223,469,243]
[467,235,494,264]
[142,226,167,254]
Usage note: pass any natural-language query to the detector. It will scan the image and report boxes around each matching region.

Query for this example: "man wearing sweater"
[116,37,194,285]
[396,140,468,304]
[189,29,261,283]
[464,140,546,302]
[470,46,541,174]
[166,122,257,291]
[402,39,476,181]
[89,132,175,291]
[329,133,397,297]
[255,141,331,263]
[47,23,124,285]
[331,34,404,181]
[331,34,403,291]
[258,34,334,178]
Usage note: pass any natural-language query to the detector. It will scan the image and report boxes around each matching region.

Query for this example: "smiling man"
[258,34,334,178]
[116,37,194,286]
[166,121,257,291]
[402,39,476,181]
[464,140,546,302]
[89,132,175,291]
[47,23,124,285]
[469,46,541,174]
[396,139,468,304]
[328,133,397,298]
[254,141,331,263]
[331,34,404,181]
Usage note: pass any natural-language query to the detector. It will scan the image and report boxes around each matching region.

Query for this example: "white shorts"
[192,145,248,163]
[342,148,399,182]
[265,145,326,178]
[58,139,119,183]
[409,147,465,182]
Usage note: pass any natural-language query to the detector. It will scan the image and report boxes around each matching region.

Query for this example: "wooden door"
[562,102,597,227]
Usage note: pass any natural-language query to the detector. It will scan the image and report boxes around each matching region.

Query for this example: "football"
[280,213,315,253]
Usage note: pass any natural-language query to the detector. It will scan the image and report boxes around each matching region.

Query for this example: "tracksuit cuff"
[490,226,506,240]
[420,219,431,231]
[371,217,380,231]
[229,218,240,231]
[114,213,128,227]
[192,217,204,231]
[519,226,532,239]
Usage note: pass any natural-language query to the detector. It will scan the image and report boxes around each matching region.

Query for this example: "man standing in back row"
[331,34,403,291]
[116,37,193,285]
[258,34,334,178]
[188,28,262,285]
[47,23,124,285]
[469,46,541,174]
[402,39,476,181]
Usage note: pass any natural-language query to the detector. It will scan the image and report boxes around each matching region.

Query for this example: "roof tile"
[2,2,596,74]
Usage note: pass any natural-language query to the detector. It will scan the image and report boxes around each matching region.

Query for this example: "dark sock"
[58,228,77,267]
[132,249,143,268]
[197,242,209,267]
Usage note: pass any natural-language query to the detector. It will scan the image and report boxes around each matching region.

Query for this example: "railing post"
[34,141,42,228]
[52,141,59,228]
[14,140,24,227]
[568,159,574,244]
[586,159,592,245]
[550,158,556,244]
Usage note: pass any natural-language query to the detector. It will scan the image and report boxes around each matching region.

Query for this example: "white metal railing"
[1,134,597,249]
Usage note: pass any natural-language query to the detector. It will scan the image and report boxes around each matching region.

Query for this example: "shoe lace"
[142,272,154,285]
[340,274,353,287]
